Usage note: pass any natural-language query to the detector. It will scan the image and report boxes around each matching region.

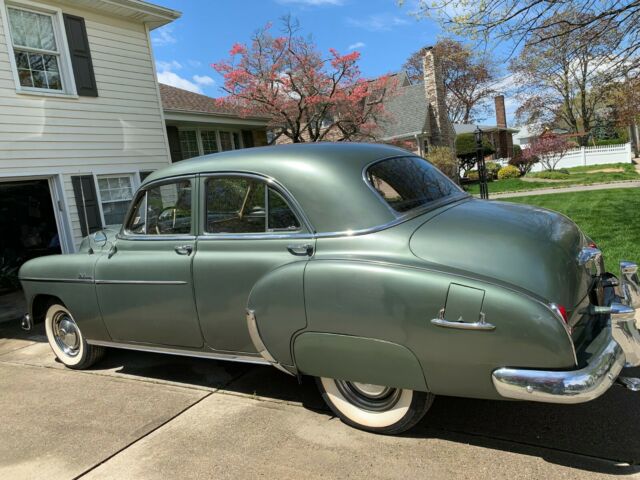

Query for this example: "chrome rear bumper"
[492,261,640,404]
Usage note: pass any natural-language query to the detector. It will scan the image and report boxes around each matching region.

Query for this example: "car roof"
[143,142,411,233]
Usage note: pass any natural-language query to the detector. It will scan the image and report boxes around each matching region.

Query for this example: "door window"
[126,180,192,235]
[205,177,301,234]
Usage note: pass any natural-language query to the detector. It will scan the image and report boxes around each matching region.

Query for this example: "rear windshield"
[365,156,463,213]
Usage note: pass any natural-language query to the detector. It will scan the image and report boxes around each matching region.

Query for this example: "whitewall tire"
[44,304,104,369]
[317,377,434,434]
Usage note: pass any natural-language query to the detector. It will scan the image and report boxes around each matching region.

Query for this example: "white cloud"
[347,14,409,32]
[152,26,176,46]
[193,74,215,86]
[156,60,182,71]
[158,71,203,93]
[348,41,366,50]
[276,0,343,5]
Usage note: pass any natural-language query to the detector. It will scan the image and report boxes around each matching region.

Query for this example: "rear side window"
[366,156,462,213]
[205,177,301,234]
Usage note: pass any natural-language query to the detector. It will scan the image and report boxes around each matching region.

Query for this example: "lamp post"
[475,126,489,200]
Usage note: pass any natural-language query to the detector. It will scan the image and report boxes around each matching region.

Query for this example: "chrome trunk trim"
[577,246,603,276]
[246,309,295,376]
[86,340,270,365]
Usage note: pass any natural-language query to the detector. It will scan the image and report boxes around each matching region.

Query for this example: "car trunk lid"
[409,199,593,310]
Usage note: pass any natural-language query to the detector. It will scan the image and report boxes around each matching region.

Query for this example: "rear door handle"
[287,243,313,256]
[174,244,193,256]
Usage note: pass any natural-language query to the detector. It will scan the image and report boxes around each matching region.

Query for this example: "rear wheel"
[44,304,104,369]
[316,377,434,434]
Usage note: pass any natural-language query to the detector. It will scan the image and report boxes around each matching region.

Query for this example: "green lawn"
[503,188,640,272]
[465,163,639,195]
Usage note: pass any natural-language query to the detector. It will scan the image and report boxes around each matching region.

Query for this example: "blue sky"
[150,0,516,124]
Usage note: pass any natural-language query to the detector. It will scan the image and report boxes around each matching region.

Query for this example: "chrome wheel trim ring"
[52,311,81,357]
[334,380,402,412]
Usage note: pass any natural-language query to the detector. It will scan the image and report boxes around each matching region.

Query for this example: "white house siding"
[0,0,171,249]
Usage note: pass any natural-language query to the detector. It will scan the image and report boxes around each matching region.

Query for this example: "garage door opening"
[0,179,61,323]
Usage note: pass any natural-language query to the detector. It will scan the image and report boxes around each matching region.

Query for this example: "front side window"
[7,6,62,91]
[126,180,192,235]
[366,156,463,213]
[205,177,300,234]
[97,175,133,225]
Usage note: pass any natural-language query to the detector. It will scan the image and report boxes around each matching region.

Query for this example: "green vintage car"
[19,143,640,434]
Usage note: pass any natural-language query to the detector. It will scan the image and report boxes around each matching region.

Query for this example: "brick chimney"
[423,46,455,150]
[494,95,513,158]
[495,95,507,128]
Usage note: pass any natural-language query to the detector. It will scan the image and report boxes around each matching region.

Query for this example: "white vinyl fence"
[530,143,633,171]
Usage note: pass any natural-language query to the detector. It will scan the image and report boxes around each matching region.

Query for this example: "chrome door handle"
[431,310,495,331]
[174,244,193,256]
[287,243,313,256]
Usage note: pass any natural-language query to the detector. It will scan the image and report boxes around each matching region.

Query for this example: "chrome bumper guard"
[492,261,640,404]
[21,313,32,331]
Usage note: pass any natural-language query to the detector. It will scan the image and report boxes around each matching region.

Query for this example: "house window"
[219,131,233,151]
[97,175,133,225]
[6,5,65,91]
[200,130,219,155]
[179,130,199,159]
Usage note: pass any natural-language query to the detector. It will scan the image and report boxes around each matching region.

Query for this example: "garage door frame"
[0,174,74,254]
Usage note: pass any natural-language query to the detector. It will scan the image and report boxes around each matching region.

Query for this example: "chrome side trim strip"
[19,277,94,284]
[94,280,187,285]
[246,309,295,376]
[86,340,270,365]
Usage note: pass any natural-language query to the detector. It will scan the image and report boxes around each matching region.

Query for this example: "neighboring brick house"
[378,47,456,156]
[159,84,269,163]
[379,50,518,162]
[453,96,519,161]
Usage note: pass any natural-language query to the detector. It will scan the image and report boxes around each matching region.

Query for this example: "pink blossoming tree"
[523,134,573,171]
[212,17,394,144]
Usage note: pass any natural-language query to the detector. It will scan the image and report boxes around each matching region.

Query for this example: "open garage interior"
[0,179,61,323]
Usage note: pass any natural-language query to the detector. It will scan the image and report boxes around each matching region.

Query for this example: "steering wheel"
[155,206,177,234]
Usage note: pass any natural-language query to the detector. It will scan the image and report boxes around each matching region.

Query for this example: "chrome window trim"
[313,196,471,239]
[116,234,197,242]
[200,171,314,236]
[86,339,271,365]
[362,155,469,219]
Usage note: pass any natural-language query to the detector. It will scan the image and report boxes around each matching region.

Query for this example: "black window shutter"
[72,175,103,236]
[63,14,98,97]
[166,126,183,162]
[241,130,255,148]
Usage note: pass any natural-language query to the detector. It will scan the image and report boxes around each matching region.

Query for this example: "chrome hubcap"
[53,312,80,357]
[335,380,401,411]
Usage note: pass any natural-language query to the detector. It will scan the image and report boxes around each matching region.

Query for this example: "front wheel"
[316,377,434,434]
[44,303,104,369]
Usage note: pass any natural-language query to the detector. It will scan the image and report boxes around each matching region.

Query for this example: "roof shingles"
[159,83,247,116]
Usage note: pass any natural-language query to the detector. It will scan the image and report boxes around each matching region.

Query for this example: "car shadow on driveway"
[2,321,639,476]
[89,347,640,476]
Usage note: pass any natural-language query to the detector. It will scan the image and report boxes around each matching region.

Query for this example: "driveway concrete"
[2,321,640,480]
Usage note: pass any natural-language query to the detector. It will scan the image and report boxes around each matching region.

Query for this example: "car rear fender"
[246,261,308,367]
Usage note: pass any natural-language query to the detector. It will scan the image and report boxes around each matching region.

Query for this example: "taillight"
[550,303,570,332]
